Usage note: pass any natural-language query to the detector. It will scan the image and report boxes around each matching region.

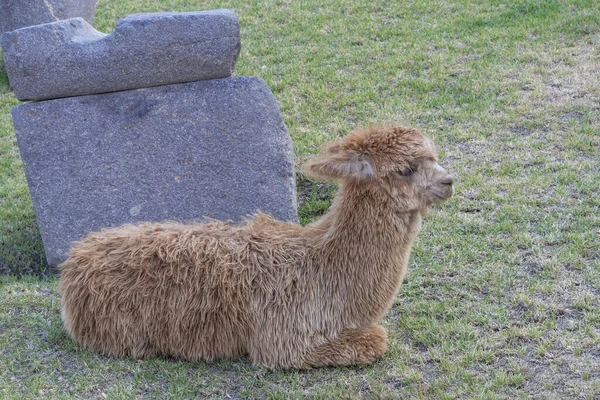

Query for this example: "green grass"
[1,0,600,398]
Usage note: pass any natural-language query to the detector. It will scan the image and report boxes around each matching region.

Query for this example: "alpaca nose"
[441,175,454,185]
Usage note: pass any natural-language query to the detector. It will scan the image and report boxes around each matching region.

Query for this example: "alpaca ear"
[305,148,374,180]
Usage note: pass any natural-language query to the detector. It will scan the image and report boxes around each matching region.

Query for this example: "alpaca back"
[59,213,308,361]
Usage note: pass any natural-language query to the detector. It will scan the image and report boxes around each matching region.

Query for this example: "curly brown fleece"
[59,124,455,369]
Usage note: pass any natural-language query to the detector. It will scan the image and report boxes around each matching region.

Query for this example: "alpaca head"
[306,125,454,211]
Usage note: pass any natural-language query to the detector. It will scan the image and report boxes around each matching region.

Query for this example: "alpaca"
[59,124,454,369]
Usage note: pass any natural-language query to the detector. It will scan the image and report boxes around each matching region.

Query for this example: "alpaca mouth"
[431,186,454,200]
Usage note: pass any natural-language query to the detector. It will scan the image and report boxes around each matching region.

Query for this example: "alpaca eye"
[397,168,415,177]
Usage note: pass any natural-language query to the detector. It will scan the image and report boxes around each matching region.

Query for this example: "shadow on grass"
[0,218,50,278]
[0,50,10,92]
[296,173,337,225]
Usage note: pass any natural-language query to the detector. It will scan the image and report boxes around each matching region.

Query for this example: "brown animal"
[59,124,454,369]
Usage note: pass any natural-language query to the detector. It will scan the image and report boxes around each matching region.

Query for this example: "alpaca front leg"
[302,325,388,368]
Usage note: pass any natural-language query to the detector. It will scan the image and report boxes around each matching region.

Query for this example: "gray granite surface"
[0,0,96,36]
[12,77,297,266]
[1,10,240,101]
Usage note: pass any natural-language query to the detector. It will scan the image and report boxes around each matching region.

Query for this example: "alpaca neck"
[313,179,421,249]
[309,179,423,325]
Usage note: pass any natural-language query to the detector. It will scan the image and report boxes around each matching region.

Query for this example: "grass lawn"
[1,0,600,398]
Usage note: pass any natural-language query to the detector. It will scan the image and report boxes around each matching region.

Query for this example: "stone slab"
[11,76,297,266]
[0,0,96,36]
[1,10,241,101]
